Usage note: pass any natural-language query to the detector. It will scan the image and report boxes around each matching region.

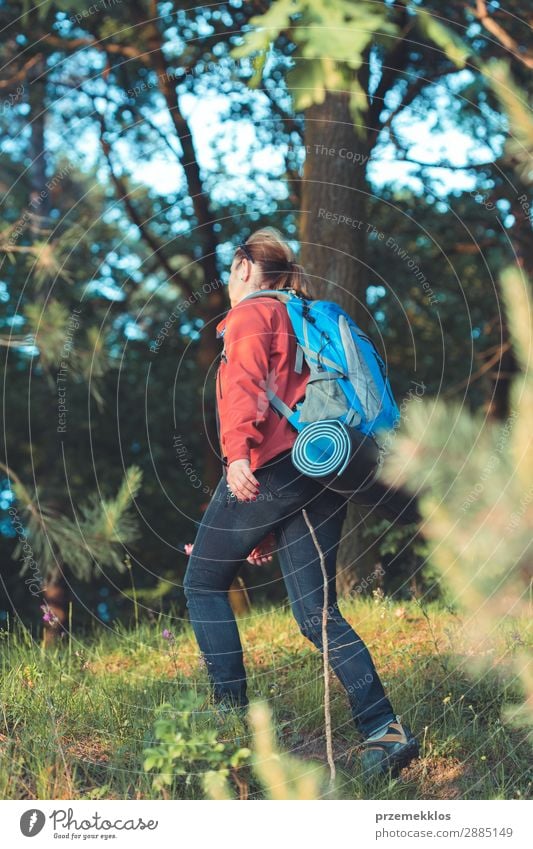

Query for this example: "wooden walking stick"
[302,508,336,789]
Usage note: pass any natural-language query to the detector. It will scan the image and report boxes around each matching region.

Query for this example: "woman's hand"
[227,458,260,501]
[183,531,276,566]
[246,531,277,565]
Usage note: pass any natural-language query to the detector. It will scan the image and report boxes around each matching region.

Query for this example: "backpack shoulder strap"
[240,288,306,372]
[239,288,293,304]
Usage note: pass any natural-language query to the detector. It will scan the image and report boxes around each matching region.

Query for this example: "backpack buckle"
[302,303,316,324]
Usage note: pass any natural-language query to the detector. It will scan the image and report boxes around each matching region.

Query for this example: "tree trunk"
[300,90,382,595]
[27,57,49,225]
[42,570,68,646]
[300,90,370,316]
[484,330,518,422]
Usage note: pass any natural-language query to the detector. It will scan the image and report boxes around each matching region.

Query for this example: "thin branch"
[133,2,219,285]
[380,69,455,132]
[469,0,533,70]
[442,341,512,396]
[0,336,29,347]
[137,107,183,161]
[302,507,336,790]
[0,460,26,492]
[0,54,42,90]
[55,79,182,163]
[384,124,496,171]
[368,11,414,132]
[453,239,499,253]
[0,461,41,524]
[95,106,195,299]
[40,35,150,65]
[396,155,496,171]
[258,82,303,139]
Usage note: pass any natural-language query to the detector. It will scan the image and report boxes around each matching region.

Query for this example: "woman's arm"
[218,301,275,465]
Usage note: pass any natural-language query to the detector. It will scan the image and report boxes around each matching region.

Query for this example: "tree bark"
[300,90,382,595]
[300,90,370,317]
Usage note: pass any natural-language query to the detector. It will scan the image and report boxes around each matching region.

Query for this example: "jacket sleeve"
[219,302,274,464]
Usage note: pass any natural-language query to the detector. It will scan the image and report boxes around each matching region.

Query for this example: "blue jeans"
[183,449,395,737]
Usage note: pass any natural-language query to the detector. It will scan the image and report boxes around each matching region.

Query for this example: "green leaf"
[231,0,296,60]
[287,59,327,112]
[231,29,271,60]
[296,23,375,67]
[230,747,252,767]
[415,8,471,69]
[249,0,296,38]
[249,52,269,89]
[234,0,399,125]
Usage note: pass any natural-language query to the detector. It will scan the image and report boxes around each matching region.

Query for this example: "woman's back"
[216,295,309,473]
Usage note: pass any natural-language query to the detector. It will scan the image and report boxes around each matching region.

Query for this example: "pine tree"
[380,62,533,727]
[3,462,142,644]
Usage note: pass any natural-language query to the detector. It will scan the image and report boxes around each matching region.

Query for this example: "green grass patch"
[0,598,530,800]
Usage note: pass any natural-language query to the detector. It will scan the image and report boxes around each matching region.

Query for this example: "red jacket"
[215,295,309,473]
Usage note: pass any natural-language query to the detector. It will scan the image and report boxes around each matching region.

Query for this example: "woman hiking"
[183,227,419,779]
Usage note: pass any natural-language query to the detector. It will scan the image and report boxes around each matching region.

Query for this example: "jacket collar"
[215,294,254,338]
[215,289,283,338]
[215,315,227,339]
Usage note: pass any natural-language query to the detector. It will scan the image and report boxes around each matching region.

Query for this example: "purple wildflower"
[40,603,59,626]
[162,628,175,642]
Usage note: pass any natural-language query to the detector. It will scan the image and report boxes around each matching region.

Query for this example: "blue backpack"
[241,288,400,445]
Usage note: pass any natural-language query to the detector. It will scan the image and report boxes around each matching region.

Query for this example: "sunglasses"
[236,243,255,264]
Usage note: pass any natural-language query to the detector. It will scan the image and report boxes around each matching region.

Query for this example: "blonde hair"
[234,227,314,299]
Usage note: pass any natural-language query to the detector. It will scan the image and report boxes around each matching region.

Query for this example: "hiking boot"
[360,715,419,779]
[211,700,249,727]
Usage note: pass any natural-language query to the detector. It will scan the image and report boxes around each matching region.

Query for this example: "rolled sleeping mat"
[291,418,421,525]
[291,419,381,493]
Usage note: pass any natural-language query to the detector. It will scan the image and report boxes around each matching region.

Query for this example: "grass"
[0,596,531,800]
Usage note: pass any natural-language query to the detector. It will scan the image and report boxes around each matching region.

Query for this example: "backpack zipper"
[216,350,227,398]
